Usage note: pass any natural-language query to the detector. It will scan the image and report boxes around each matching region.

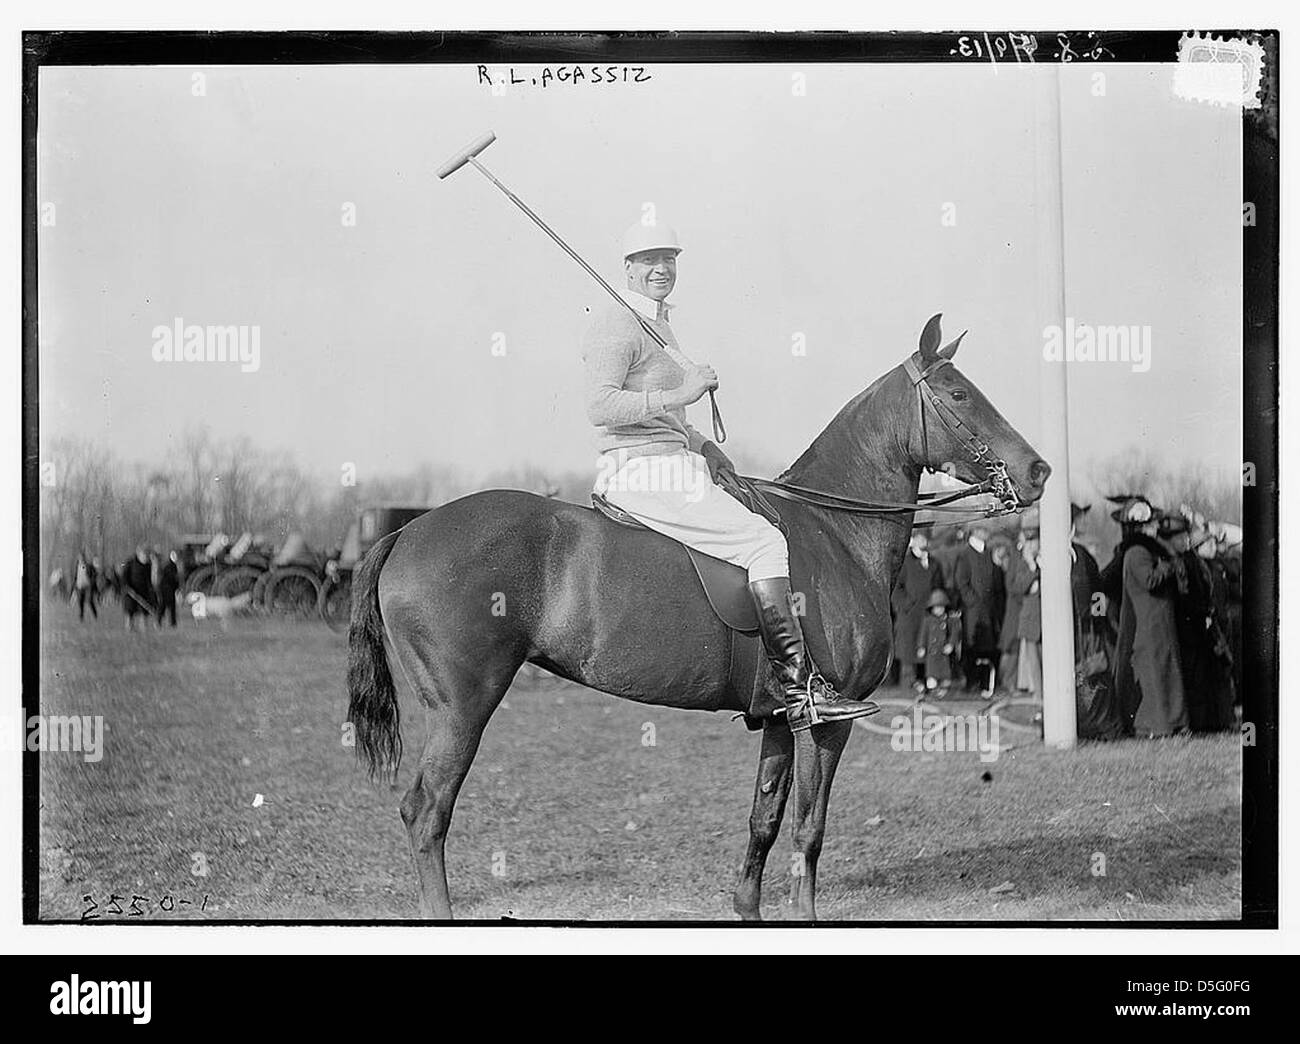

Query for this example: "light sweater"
[581,291,709,459]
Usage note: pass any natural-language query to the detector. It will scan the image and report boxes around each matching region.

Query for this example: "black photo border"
[20,29,1279,929]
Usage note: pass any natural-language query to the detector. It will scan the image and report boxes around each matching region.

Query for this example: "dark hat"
[927,589,950,609]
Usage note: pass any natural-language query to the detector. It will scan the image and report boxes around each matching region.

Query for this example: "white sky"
[37,61,1242,492]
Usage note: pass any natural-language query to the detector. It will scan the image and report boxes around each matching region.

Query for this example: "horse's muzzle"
[1012,458,1052,507]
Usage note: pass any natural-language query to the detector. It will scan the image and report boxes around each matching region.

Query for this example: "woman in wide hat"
[1111,500,1188,737]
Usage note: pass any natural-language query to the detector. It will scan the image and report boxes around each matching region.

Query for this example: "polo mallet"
[436,131,726,443]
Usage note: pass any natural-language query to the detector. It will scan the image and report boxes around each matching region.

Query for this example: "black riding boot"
[748,577,880,732]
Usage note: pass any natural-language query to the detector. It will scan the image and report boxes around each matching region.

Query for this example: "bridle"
[902,352,1021,514]
[729,354,1022,530]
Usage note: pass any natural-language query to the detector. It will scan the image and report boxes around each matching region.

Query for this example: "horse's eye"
[951,389,968,402]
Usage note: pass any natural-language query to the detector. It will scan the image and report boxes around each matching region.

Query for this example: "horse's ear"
[937,330,967,360]
[918,313,943,359]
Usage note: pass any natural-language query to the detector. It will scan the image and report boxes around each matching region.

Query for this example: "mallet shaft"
[465,156,668,347]
[446,139,726,442]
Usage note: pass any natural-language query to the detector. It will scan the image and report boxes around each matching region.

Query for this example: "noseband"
[902,353,1020,513]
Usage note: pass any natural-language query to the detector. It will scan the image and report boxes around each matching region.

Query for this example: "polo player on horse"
[581,221,880,731]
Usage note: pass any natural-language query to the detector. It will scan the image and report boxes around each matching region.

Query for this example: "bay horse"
[346,314,1049,920]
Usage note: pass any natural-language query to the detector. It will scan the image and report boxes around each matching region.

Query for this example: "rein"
[632,313,727,445]
[740,475,999,516]
[725,354,1021,531]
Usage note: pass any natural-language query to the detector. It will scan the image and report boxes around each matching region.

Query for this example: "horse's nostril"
[1029,459,1052,486]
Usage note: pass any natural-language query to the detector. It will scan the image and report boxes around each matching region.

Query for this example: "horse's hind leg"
[733,718,795,921]
[787,721,852,921]
[399,705,491,919]
[389,630,520,919]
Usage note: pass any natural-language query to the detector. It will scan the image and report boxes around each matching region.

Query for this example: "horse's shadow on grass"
[837,808,1239,905]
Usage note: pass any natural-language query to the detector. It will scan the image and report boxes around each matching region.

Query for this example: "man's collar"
[620,288,673,322]
[968,535,986,553]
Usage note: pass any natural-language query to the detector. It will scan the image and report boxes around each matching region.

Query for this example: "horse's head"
[903,314,1050,508]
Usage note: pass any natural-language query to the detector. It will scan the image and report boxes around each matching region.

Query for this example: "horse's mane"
[779,362,909,482]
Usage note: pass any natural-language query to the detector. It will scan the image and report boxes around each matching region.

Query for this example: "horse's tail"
[347,529,403,781]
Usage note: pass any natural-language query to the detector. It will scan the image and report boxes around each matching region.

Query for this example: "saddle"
[591,490,782,727]
[591,493,760,632]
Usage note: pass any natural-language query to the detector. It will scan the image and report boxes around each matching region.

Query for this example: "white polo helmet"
[622,221,682,260]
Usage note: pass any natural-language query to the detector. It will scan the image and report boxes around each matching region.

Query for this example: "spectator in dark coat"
[1100,494,1157,709]
[993,542,1021,694]
[1176,523,1236,732]
[890,531,945,690]
[1070,503,1125,740]
[121,545,155,632]
[1114,510,1188,737]
[1204,541,1240,717]
[952,523,1004,695]
[1220,545,1243,708]
[1099,494,1152,647]
[1006,530,1042,698]
[156,550,181,628]
[1070,509,1103,626]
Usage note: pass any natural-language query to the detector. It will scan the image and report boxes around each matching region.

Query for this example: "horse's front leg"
[733,718,795,920]
[787,720,852,921]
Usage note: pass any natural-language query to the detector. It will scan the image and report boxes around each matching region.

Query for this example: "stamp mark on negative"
[1173,32,1265,110]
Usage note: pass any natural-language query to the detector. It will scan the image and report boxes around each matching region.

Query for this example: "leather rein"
[632,313,727,444]
[728,354,1021,530]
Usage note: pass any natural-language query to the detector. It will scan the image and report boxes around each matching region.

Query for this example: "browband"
[903,352,953,386]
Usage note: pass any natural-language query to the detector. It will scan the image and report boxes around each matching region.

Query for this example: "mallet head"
[436,131,497,179]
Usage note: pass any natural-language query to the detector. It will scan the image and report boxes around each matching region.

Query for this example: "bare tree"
[177,428,216,534]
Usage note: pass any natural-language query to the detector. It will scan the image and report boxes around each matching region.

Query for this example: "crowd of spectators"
[889,498,1242,738]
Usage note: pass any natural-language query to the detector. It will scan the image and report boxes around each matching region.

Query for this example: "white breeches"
[594,448,789,581]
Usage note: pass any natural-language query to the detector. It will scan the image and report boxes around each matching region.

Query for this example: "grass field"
[36,605,1242,922]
